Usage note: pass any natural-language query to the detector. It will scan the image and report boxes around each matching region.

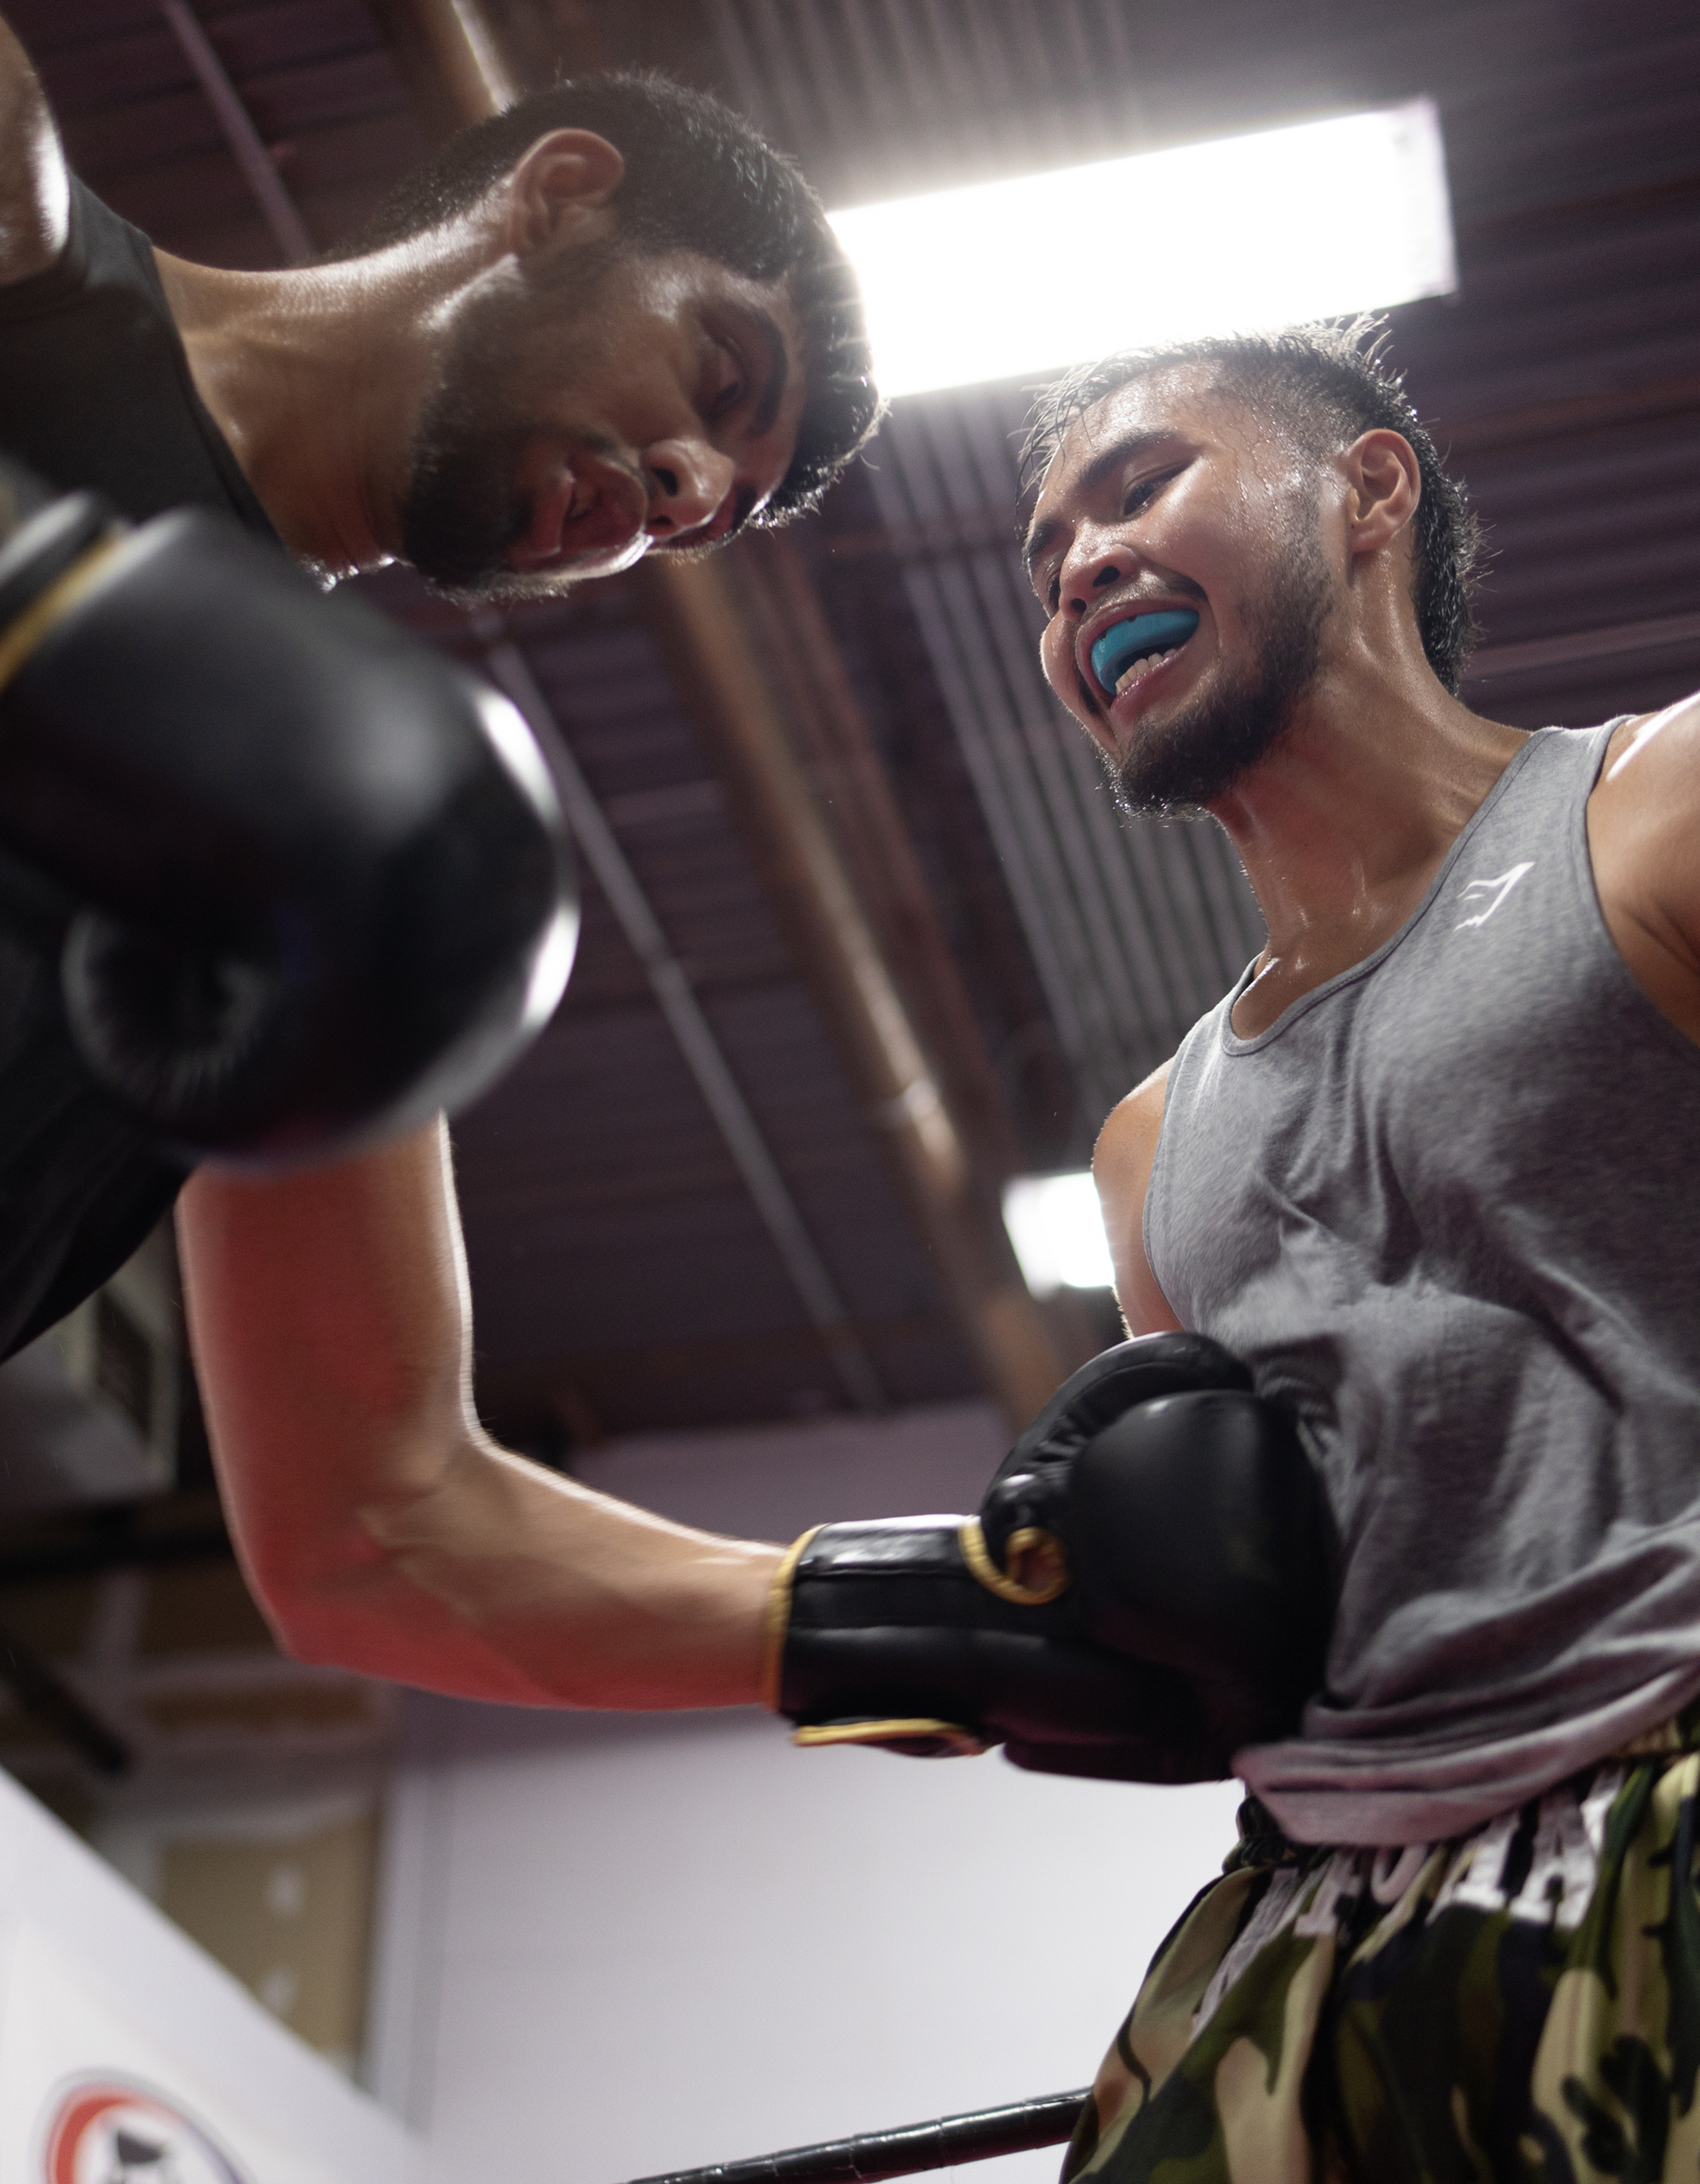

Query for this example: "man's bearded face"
[397,239,807,603]
[1026,370,1337,816]
[400,241,646,601]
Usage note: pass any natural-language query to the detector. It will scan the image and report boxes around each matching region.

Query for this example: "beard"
[398,243,623,603]
[1107,515,1332,817]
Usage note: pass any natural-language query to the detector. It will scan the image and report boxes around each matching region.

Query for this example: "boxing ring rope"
[625,2088,1088,2184]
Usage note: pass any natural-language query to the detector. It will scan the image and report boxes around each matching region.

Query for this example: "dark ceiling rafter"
[480,633,888,1414]
[156,0,315,262]
[369,0,1085,1426]
[638,551,1079,1423]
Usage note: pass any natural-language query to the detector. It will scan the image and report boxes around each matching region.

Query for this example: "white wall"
[366,1403,1244,2184]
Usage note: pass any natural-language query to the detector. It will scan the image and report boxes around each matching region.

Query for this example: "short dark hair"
[328,71,879,522]
[1019,320,1481,694]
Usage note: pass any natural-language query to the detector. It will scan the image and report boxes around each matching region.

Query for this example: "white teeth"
[1114,645,1177,696]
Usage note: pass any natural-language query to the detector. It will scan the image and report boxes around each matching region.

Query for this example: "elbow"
[231,1524,401,1681]
[238,1555,353,1672]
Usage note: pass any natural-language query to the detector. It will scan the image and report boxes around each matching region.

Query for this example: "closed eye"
[701,338,748,425]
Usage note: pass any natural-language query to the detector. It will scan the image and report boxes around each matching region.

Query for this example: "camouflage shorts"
[1066,1714,1700,2184]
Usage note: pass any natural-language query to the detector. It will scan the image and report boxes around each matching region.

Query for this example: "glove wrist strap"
[760,1524,820,1713]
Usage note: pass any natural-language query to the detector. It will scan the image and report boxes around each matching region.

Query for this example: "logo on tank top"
[1455,860,1533,930]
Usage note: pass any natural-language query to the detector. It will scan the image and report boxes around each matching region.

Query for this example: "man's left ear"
[1344,429,1421,558]
[505,129,625,257]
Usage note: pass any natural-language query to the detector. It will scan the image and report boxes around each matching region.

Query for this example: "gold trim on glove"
[0,535,123,702]
[958,1517,1069,1606]
[759,1524,821,1714]
[792,1718,989,1757]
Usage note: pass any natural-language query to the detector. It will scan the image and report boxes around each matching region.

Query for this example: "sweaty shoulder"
[1093,1062,1185,1337]
[0,20,69,284]
[1586,696,1700,1047]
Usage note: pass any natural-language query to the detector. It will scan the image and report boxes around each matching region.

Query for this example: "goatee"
[399,241,623,602]
[1108,521,1331,816]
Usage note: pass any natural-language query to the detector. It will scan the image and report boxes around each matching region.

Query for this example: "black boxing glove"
[977,1330,1254,1586]
[764,1515,1222,1780]
[765,1334,1334,1781]
[998,1340,1334,1774]
[0,476,577,1164]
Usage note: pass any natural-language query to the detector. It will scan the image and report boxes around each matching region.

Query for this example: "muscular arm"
[1092,1063,1185,1337]
[176,1121,781,1709]
[0,14,68,283]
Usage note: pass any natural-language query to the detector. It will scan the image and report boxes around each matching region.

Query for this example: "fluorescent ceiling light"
[829,100,1456,400]
[1003,1171,1116,1296]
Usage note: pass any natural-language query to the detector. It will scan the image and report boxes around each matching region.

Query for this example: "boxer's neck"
[1213,657,1526,1039]
[153,225,489,584]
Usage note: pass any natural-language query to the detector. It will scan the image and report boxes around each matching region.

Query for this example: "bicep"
[0,17,68,283]
[1093,1065,1184,1337]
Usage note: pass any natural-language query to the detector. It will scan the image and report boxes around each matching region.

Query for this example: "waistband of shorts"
[1613,1692,1700,1759]
[1227,1698,1700,1872]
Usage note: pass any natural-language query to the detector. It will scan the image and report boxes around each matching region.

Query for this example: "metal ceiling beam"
[368,0,1081,1426]
[0,1617,131,1775]
[157,0,315,264]
[734,535,1023,1181]
[639,552,1075,1424]
[480,637,887,1415]
[363,0,520,134]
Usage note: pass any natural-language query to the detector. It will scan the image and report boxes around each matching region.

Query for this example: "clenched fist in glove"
[0,464,577,1165]
[764,1332,1334,1782]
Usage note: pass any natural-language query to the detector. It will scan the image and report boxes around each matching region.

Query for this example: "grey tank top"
[1145,722,1700,1847]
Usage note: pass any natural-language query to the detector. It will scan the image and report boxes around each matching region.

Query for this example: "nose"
[1058,535,1135,622]
[643,438,736,539]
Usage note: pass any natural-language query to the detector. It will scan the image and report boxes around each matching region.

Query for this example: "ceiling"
[8,0,1700,1453]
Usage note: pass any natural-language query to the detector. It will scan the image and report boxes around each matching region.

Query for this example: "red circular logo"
[40,2077,252,2184]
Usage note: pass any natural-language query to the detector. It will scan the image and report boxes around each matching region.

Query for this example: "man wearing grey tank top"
[1020,324,1700,2181]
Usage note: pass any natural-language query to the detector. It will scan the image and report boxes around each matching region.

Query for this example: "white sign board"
[0,1775,417,2184]
[0,1920,328,2184]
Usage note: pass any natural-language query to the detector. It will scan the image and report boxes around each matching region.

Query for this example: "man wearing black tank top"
[0,19,874,1351]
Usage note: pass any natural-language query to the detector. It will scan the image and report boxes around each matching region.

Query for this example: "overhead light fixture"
[829,100,1456,400]
[1002,1172,1116,1296]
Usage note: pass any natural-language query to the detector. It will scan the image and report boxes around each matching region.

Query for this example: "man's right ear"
[503,129,625,258]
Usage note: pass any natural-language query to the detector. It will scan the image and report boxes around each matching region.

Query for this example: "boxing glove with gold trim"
[764,1334,1334,1780]
[764,1513,1219,1778]
[0,467,577,1165]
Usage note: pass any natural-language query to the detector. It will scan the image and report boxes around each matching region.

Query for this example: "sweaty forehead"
[1022,368,1282,586]
[1037,366,1226,508]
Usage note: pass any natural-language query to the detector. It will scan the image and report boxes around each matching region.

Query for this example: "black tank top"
[0,178,278,529]
[0,181,283,1357]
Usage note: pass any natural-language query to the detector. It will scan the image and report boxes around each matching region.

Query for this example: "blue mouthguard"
[1090,609,1200,694]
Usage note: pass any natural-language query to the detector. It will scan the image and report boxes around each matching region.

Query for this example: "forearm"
[0,16,68,282]
[177,1120,781,1709]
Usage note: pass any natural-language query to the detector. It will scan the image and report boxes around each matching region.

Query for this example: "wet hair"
[327,71,879,522]
[1019,320,1481,694]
